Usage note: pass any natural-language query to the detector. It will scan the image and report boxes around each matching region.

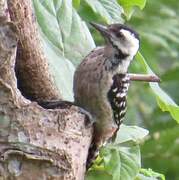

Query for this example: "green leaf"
[101,148,121,180]
[86,170,112,180]
[64,9,95,66]
[87,145,141,180]
[117,0,146,19]
[73,0,80,9]
[33,0,64,51]
[136,169,165,180]
[83,0,124,24]
[115,124,149,144]
[136,52,179,123]
[118,0,146,9]
[56,0,73,37]
[40,32,75,100]
[105,145,141,180]
[87,125,146,180]
[33,0,95,100]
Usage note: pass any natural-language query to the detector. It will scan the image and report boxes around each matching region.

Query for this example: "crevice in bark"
[0,1,93,179]
[7,0,61,102]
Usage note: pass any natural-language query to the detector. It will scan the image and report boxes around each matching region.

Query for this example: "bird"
[38,22,140,169]
[73,22,140,168]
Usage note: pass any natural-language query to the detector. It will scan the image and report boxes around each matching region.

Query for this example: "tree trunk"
[0,1,93,179]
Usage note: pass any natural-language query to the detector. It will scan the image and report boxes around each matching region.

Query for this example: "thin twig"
[128,73,161,83]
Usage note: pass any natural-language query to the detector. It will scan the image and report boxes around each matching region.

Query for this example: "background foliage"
[129,0,179,179]
[33,0,179,179]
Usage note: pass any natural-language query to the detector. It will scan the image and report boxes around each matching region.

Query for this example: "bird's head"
[90,23,140,58]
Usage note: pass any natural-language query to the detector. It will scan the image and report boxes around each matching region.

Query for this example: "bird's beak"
[90,22,111,38]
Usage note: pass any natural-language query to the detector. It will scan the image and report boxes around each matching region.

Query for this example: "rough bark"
[0,1,93,179]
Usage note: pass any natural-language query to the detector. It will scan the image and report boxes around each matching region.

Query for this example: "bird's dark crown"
[108,24,139,40]
[90,22,139,40]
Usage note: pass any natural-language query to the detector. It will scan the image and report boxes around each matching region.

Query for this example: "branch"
[128,73,160,83]
[0,18,92,179]
[7,0,62,101]
[0,1,93,179]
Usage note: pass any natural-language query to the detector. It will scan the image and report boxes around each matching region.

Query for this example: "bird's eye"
[116,31,123,38]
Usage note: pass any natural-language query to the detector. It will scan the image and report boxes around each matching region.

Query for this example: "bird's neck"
[104,44,131,73]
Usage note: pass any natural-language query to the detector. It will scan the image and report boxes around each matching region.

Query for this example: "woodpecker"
[38,23,140,169]
[73,23,140,168]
